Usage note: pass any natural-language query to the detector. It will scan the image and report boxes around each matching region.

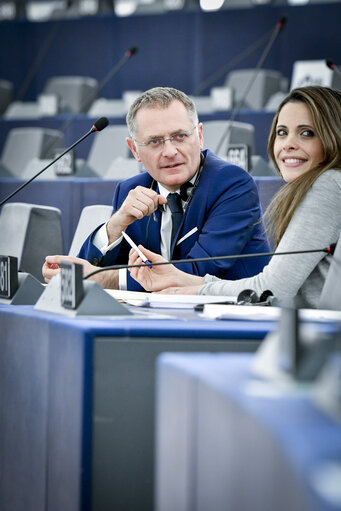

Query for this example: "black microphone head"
[326,59,336,70]
[93,117,109,132]
[127,46,138,57]
[277,15,287,29]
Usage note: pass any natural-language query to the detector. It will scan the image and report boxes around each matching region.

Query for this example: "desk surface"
[156,352,341,511]
[0,301,279,338]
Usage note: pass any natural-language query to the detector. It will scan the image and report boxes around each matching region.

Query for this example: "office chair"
[68,205,112,256]
[225,69,284,110]
[0,127,64,178]
[0,202,63,282]
[43,75,99,114]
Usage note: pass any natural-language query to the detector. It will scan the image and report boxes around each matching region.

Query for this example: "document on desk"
[201,303,341,323]
[105,289,236,309]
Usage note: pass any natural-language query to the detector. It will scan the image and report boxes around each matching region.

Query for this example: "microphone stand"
[55,46,138,137]
[193,29,273,96]
[0,119,108,207]
[83,244,335,280]
[215,16,287,156]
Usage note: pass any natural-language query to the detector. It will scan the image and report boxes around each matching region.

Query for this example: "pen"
[121,231,152,268]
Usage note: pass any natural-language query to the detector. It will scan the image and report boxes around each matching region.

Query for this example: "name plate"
[53,148,75,176]
[0,255,18,299]
[226,144,249,172]
[60,262,84,309]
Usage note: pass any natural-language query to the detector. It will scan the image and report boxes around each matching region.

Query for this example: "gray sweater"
[198,169,341,308]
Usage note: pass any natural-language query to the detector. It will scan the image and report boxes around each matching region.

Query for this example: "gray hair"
[126,86,199,137]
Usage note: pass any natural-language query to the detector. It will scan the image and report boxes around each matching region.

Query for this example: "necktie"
[167,192,183,245]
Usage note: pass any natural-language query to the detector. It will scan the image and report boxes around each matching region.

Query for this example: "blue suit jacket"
[78,149,270,291]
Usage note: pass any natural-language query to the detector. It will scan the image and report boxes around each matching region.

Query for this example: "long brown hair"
[265,86,341,246]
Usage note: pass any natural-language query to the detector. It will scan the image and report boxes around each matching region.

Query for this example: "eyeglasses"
[134,125,198,150]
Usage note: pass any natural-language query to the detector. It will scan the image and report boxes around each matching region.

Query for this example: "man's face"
[127,100,204,191]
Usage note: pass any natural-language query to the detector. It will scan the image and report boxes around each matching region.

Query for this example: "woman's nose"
[282,134,298,151]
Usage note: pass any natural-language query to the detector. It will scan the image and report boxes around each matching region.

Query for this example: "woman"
[128,86,341,308]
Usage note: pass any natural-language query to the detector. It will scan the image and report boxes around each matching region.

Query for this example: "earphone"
[237,289,276,306]
[180,152,205,210]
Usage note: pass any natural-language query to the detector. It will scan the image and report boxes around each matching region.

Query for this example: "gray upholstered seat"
[0,127,64,178]
[203,119,255,161]
[68,205,112,256]
[79,125,131,177]
[43,76,99,114]
[0,203,63,282]
[225,69,284,111]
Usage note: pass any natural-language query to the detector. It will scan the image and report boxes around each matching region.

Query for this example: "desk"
[155,353,341,511]
[0,304,272,511]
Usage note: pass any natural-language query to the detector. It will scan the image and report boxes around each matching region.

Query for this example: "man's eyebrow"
[144,128,186,140]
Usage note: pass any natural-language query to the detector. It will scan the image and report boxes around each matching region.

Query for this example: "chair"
[79,124,131,177]
[68,205,112,256]
[20,157,87,180]
[103,157,142,180]
[0,79,13,114]
[0,203,63,282]
[250,155,278,177]
[0,127,64,178]
[3,101,41,119]
[225,69,284,110]
[190,96,214,115]
[43,76,99,114]
[88,98,127,118]
[203,119,255,160]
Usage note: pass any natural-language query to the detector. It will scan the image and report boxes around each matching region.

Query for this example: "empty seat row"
[0,121,277,179]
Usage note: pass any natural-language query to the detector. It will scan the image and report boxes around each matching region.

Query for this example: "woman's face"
[273,101,324,183]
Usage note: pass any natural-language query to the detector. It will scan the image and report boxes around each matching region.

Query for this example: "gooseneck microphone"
[0,117,109,207]
[326,59,341,79]
[83,242,335,280]
[215,15,287,156]
[55,45,139,136]
[193,29,275,96]
[97,46,138,94]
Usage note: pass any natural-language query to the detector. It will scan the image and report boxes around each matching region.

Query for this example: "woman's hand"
[128,245,204,292]
[43,255,99,284]
[157,285,203,295]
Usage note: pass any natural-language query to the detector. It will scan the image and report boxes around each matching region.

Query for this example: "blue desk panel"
[0,304,273,511]
[155,352,341,511]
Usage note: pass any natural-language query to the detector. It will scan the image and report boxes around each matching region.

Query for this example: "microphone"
[0,117,109,207]
[193,29,275,96]
[55,45,139,136]
[325,59,341,79]
[83,242,335,280]
[94,45,138,99]
[215,15,287,156]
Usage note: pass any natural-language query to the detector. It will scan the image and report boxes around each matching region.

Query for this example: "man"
[43,87,269,290]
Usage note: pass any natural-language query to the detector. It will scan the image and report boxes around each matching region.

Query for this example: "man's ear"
[126,137,141,162]
[198,123,204,151]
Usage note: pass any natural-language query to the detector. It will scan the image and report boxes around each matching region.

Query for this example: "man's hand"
[106,186,167,244]
[43,255,119,289]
